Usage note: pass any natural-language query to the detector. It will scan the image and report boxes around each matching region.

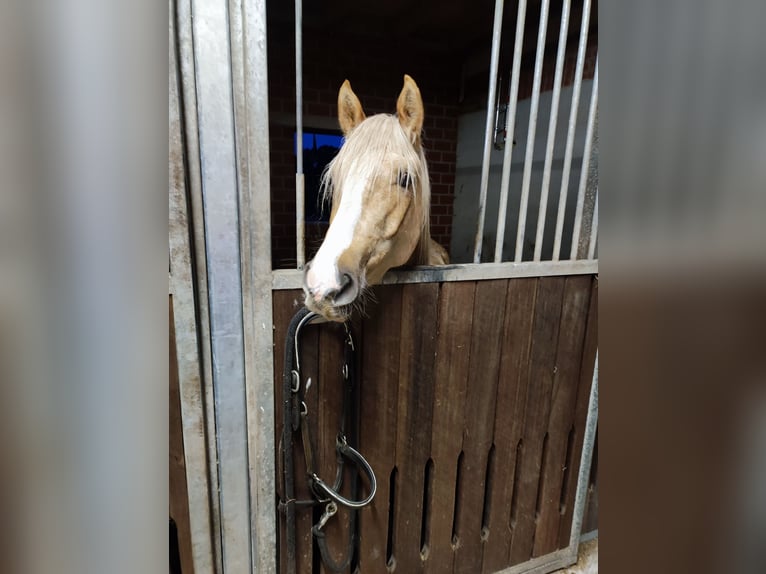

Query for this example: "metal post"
[570,63,598,260]
[175,0,224,567]
[239,0,277,570]
[473,0,505,263]
[169,2,216,571]
[533,0,571,261]
[552,0,591,261]
[190,0,253,569]
[295,0,305,268]
[509,0,550,262]
[568,351,598,550]
[587,191,598,259]
[493,0,528,262]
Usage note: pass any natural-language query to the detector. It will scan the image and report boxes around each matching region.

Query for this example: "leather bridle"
[279,307,377,573]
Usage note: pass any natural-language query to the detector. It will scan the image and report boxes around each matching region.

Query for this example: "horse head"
[303,75,447,322]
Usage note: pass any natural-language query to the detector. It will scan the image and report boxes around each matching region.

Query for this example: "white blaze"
[305,172,367,298]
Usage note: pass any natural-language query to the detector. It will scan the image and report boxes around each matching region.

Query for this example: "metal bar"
[175,0,223,568]
[472,0,505,263]
[493,0,528,262]
[552,0,591,261]
[533,0,571,261]
[191,0,252,569]
[587,191,598,259]
[242,0,277,572]
[231,0,277,569]
[169,3,215,571]
[510,0,551,263]
[570,62,598,260]
[569,350,598,549]
[295,0,305,268]
[272,259,598,290]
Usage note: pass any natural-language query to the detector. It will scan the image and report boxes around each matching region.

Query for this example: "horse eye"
[398,172,412,189]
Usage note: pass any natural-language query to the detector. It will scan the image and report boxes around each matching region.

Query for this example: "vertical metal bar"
[233,0,277,570]
[552,0,591,261]
[587,191,598,259]
[509,0,551,263]
[493,0,528,262]
[295,0,305,268]
[472,0,505,263]
[168,2,216,572]
[175,0,224,569]
[570,62,598,260]
[191,0,252,570]
[533,0,571,261]
[568,350,598,550]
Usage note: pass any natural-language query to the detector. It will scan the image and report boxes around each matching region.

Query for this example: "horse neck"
[408,226,433,265]
[409,152,433,265]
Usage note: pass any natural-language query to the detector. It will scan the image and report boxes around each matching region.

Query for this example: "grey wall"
[450,80,595,263]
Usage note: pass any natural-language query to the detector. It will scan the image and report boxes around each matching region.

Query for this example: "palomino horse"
[303,75,449,321]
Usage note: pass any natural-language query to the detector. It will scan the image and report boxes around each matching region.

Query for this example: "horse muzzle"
[303,261,360,321]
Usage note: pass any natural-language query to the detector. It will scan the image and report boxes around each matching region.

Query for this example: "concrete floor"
[551,538,598,574]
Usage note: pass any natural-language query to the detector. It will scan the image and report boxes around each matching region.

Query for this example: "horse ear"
[396,74,424,143]
[338,80,366,136]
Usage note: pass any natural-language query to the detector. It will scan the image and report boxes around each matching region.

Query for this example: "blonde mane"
[320,114,431,234]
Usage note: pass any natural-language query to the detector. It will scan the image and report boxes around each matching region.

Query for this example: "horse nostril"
[332,273,358,306]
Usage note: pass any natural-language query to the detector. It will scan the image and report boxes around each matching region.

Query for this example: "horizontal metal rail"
[272,259,598,290]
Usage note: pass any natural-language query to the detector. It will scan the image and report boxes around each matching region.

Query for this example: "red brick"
[428,139,452,152]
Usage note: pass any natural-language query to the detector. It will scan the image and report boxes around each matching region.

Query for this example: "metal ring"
[311,444,377,509]
[294,311,323,373]
[291,370,300,393]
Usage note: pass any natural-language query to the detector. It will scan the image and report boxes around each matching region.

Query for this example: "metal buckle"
[314,501,338,532]
[310,442,377,509]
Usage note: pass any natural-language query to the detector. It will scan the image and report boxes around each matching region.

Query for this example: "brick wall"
[267,23,460,269]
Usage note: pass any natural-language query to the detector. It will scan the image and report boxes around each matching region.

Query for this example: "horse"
[303,75,449,322]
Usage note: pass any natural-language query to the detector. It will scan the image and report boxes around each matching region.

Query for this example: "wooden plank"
[272,291,296,574]
[358,286,404,574]
[557,277,598,548]
[425,282,477,574]
[296,306,321,574]
[318,321,352,574]
[452,280,509,574]
[480,278,538,574]
[532,276,593,556]
[508,277,566,565]
[273,290,319,574]
[313,311,367,574]
[391,283,440,573]
[169,299,196,574]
